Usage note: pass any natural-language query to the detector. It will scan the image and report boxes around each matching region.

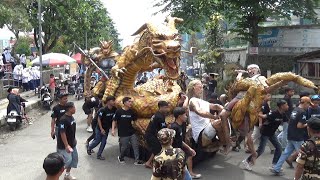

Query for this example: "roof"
[295,49,320,61]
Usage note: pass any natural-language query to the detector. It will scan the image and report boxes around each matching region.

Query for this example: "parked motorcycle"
[40,86,52,110]
[75,83,84,100]
[68,82,76,95]
[6,110,22,131]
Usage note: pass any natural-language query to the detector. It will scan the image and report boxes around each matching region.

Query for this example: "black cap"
[307,116,320,131]
[277,99,287,107]
[58,93,68,99]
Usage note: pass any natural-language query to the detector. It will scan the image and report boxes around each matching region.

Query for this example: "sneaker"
[118,156,125,164]
[87,149,92,155]
[28,122,33,125]
[97,156,105,160]
[134,160,145,166]
[242,159,252,171]
[64,174,77,180]
[268,166,283,172]
[270,168,284,176]
[191,174,202,179]
[86,126,93,133]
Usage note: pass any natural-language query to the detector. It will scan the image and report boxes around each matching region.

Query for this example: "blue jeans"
[273,140,304,172]
[185,167,192,180]
[277,122,288,148]
[88,126,108,157]
[247,134,282,165]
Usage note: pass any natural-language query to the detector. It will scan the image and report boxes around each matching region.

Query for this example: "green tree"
[15,36,32,56]
[27,0,120,54]
[0,0,32,57]
[156,0,320,46]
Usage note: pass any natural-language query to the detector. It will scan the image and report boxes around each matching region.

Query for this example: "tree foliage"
[156,0,320,46]
[27,0,120,53]
[15,36,32,56]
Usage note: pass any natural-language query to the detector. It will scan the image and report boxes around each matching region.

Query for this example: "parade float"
[80,16,319,158]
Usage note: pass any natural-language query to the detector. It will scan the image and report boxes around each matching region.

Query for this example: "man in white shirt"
[20,54,26,68]
[187,80,225,149]
[13,64,23,87]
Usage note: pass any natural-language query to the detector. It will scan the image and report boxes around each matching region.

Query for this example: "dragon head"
[132,16,183,80]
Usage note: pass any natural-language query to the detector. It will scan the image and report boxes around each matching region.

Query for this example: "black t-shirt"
[306,106,320,119]
[145,111,167,137]
[113,108,137,137]
[83,97,100,109]
[208,79,217,92]
[97,106,117,130]
[284,95,293,122]
[287,107,307,141]
[57,114,76,149]
[255,101,270,126]
[171,122,187,149]
[260,110,285,137]
[51,104,67,125]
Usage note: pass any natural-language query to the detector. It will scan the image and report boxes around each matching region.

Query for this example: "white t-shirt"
[188,97,211,142]
[22,69,30,83]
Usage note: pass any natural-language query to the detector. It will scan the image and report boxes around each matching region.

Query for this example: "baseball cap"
[57,93,68,99]
[300,96,311,105]
[311,95,320,101]
[307,116,320,131]
[157,128,176,145]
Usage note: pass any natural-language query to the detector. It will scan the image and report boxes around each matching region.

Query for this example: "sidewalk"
[0,90,41,126]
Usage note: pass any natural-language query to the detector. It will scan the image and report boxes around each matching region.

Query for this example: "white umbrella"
[31,53,76,66]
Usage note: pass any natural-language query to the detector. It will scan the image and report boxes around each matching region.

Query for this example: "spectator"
[208,73,217,95]
[49,74,56,100]
[140,72,148,83]
[22,68,30,91]
[20,54,26,68]
[43,152,65,180]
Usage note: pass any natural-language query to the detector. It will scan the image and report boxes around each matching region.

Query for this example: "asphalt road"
[0,98,295,180]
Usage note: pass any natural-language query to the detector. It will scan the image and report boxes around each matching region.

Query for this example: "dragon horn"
[132,23,148,36]
[166,16,184,29]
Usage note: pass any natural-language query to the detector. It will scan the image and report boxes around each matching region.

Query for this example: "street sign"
[249,47,259,54]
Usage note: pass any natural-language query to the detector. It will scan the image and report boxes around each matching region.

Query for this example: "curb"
[0,99,41,127]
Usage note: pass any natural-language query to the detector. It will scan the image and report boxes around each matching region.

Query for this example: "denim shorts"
[57,146,78,168]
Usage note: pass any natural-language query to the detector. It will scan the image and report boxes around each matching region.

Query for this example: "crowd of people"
[41,64,320,180]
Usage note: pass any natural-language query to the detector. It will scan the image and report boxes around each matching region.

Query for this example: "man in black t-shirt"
[278,87,295,149]
[144,101,170,168]
[271,96,311,175]
[82,96,100,133]
[243,100,288,171]
[51,94,68,140]
[57,102,78,180]
[250,94,275,153]
[112,97,144,165]
[171,107,200,179]
[87,96,116,160]
[207,73,217,99]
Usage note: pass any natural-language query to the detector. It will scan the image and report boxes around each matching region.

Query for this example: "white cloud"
[102,0,168,47]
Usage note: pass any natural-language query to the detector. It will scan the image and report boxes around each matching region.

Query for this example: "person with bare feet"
[186,80,226,152]
[219,64,285,155]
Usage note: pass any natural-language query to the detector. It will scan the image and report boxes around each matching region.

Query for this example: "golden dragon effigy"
[82,17,184,142]
[228,72,318,131]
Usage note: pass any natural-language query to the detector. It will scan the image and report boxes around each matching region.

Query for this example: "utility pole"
[38,0,43,87]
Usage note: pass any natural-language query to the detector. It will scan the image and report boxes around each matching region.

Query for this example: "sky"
[102,0,168,47]
[0,0,169,47]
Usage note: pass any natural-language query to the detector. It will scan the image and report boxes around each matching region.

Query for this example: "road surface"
[0,98,295,180]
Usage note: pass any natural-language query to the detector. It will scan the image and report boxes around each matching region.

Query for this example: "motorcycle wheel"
[9,124,16,131]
